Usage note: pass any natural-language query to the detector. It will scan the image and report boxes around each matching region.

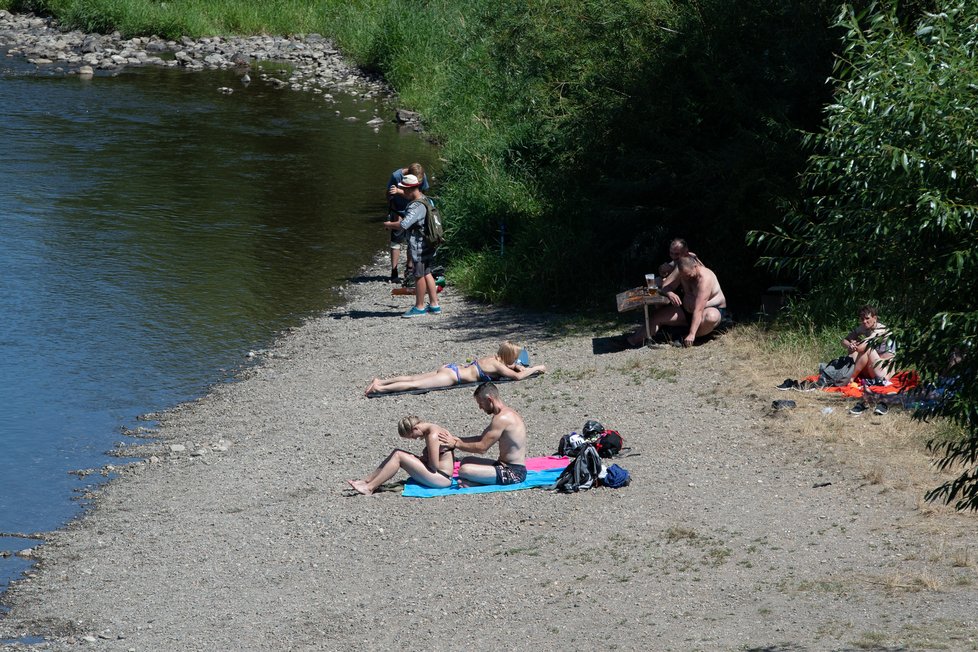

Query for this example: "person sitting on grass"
[843,304,897,383]
[364,341,546,396]
[347,416,455,496]
[776,304,897,392]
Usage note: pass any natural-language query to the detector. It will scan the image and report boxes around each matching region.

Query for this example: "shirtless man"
[657,238,699,290]
[437,382,528,486]
[628,255,727,347]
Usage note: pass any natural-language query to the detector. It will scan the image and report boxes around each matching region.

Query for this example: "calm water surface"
[0,57,434,594]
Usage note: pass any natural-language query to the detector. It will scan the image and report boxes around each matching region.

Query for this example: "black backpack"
[418,196,445,249]
[553,445,603,492]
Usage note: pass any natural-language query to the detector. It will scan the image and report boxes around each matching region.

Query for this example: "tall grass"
[3,0,842,310]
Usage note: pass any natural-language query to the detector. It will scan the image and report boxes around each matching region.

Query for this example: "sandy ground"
[1,256,977,652]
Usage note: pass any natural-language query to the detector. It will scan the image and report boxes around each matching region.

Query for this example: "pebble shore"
[1,12,977,650]
[0,10,421,126]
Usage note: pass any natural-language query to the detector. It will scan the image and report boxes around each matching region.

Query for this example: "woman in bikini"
[347,416,455,496]
[364,341,546,396]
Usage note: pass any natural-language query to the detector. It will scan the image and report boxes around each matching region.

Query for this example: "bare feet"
[364,379,380,396]
[347,479,374,496]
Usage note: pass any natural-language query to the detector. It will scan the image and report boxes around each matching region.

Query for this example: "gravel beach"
[2,11,977,650]
[1,255,976,651]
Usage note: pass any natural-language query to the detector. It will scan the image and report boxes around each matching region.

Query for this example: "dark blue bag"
[603,464,631,488]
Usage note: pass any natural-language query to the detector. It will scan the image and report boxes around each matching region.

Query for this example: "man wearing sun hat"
[387,174,441,318]
[385,162,429,283]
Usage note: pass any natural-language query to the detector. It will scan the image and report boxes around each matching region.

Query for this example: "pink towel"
[452,455,568,475]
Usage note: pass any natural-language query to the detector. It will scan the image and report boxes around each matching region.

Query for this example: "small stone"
[169,444,186,453]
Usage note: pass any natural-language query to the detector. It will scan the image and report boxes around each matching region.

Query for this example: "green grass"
[2,0,845,310]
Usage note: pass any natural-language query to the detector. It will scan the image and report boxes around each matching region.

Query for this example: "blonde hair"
[397,416,422,438]
[496,341,521,366]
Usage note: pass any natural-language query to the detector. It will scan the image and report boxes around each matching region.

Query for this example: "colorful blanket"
[402,456,569,498]
[804,370,919,399]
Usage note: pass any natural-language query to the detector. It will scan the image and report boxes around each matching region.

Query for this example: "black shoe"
[874,403,889,416]
[776,379,798,391]
[390,269,399,283]
[849,401,869,416]
[796,380,819,392]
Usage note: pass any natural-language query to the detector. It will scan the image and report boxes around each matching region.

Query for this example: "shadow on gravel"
[327,309,402,319]
[592,335,629,354]
[746,645,909,652]
[346,275,391,284]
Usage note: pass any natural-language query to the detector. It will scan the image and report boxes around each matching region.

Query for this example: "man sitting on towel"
[438,382,528,487]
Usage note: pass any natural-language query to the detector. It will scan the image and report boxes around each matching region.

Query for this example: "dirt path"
[2,257,975,651]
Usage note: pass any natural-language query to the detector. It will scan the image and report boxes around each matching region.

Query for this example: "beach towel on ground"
[803,370,918,399]
[402,456,569,498]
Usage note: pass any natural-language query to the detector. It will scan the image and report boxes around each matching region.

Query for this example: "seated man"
[628,255,727,347]
[658,238,699,291]
[437,382,528,486]
[843,304,896,382]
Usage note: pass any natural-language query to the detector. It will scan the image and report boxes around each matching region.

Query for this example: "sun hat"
[397,174,421,189]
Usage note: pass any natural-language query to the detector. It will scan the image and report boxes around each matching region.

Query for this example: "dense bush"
[750,2,978,509]
[2,0,843,310]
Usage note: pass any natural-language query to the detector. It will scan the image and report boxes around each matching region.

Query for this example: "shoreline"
[0,10,423,129]
[1,254,976,650]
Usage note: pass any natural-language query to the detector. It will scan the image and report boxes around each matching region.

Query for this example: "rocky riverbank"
[0,10,420,126]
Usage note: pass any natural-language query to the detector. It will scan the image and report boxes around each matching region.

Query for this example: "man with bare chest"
[438,382,528,486]
[627,255,728,347]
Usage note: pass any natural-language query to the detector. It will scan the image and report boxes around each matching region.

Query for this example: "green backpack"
[418,196,445,248]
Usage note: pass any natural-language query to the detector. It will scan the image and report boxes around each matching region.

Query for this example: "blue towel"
[402,467,564,498]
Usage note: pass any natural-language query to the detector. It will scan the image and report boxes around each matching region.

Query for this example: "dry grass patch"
[719,324,964,511]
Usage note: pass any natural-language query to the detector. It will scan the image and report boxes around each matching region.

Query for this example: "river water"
[0,56,433,596]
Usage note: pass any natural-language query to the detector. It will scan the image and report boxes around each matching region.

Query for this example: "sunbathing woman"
[347,416,455,495]
[364,341,546,396]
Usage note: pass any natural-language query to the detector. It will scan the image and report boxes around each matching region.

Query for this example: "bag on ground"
[602,464,631,488]
[818,355,855,387]
[553,444,603,492]
[595,430,624,458]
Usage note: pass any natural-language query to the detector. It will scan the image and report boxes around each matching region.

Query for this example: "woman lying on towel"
[364,341,546,396]
[347,416,455,496]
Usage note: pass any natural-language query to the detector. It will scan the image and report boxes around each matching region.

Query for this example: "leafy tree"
[749,2,978,508]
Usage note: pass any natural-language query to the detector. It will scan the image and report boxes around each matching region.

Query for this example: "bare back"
[491,406,528,466]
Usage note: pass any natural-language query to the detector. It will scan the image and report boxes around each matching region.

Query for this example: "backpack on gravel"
[553,444,603,492]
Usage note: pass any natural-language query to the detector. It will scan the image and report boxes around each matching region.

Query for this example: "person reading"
[364,341,545,396]
[347,416,455,496]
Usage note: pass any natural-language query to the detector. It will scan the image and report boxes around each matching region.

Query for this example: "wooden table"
[616,287,670,340]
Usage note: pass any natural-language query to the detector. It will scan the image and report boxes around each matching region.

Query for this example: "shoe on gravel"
[401,306,427,319]
[849,401,869,416]
[776,379,799,391]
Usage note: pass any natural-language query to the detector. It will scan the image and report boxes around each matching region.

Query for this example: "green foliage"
[749,2,978,509]
[5,0,844,310]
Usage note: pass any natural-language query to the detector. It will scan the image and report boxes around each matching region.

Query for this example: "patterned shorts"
[494,461,527,485]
